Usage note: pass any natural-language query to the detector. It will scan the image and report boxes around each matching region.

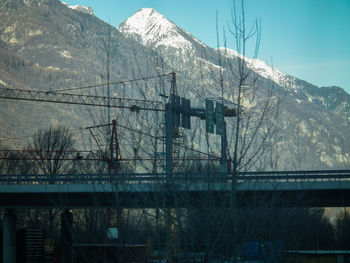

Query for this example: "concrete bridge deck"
[1,170,350,208]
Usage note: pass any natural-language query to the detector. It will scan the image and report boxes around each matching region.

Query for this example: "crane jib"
[0,87,164,111]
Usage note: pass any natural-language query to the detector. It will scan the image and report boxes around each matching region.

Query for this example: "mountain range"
[0,0,350,170]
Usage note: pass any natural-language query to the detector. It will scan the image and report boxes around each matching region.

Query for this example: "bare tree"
[184,1,283,261]
[212,1,280,173]
[27,126,75,236]
[28,126,75,175]
[0,150,36,175]
[335,209,350,249]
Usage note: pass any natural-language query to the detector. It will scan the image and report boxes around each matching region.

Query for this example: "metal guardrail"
[1,170,350,185]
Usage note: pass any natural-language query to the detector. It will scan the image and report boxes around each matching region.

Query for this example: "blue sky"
[63,0,350,92]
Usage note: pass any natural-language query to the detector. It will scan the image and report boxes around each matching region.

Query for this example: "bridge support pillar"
[3,209,17,263]
[61,209,73,263]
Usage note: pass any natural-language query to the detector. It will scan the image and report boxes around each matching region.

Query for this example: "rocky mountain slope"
[119,8,350,170]
[1,0,349,170]
[0,0,165,150]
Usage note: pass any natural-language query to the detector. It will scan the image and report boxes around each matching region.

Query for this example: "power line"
[86,121,220,159]
[0,127,87,143]
[46,73,172,94]
[0,137,33,142]
[176,74,205,101]
[0,149,99,161]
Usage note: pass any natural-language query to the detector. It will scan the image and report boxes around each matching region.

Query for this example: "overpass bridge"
[1,170,350,208]
[1,170,350,263]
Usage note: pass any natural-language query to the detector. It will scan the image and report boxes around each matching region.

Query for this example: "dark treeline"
[1,126,350,262]
[2,207,350,252]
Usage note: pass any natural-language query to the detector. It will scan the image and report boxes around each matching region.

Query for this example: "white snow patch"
[46,66,62,71]
[336,153,350,163]
[59,50,72,59]
[9,37,19,44]
[4,24,17,34]
[332,145,342,154]
[217,47,242,59]
[27,29,42,37]
[34,63,42,69]
[61,2,94,16]
[242,97,257,109]
[298,121,310,136]
[195,57,224,70]
[217,47,309,94]
[311,136,317,144]
[217,47,288,87]
[0,80,8,87]
[320,151,334,167]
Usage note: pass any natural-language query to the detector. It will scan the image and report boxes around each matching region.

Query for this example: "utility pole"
[109,119,123,244]
[220,121,228,172]
[109,119,121,174]
[165,80,236,179]
[170,72,177,96]
[165,72,177,182]
[106,24,111,140]
[165,103,173,182]
[163,74,236,261]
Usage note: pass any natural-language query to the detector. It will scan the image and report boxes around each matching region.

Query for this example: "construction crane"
[0,150,220,162]
[0,150,100,161]
[0,86,166,174]
[0,82,234,172]
[85,119,122,173]
[0,87,163,112]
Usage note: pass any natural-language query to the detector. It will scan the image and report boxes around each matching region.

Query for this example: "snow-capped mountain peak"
[119,8,206,50]
[119,8,173,37]
[61,2,94,16]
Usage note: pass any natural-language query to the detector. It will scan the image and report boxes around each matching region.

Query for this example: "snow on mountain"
[119,8,349,117]
[119,9,303,95]
[119,8,206,50]
[247,57,302,93]
[1,1,350,169]
[217,47,301,93]
[61,2,94,16]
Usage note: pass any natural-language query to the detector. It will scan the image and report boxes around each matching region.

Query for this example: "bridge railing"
[238,170,350,182]
[1,170,350,185]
